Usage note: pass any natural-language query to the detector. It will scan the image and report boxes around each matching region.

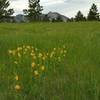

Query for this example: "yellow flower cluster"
[8,45,67,91]
[15,75,21,92]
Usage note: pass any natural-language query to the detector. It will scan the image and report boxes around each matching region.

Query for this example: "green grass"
[0,22,100,100]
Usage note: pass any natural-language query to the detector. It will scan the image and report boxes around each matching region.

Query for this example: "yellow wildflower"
[18,53,21,57]
[38,53,42,58]
[23,45,25,48]
[64,50,67,53]
[61,50,63,54]
[8,50,12,54]
[41,66,45,71]
[31,62,36,68]
[35,48,38,51]
[33,55,36,59]
[47,53,49,56]
[31,50,34,53]
[24,48,28,52]
[31,46,34,49]
[37,64,40,66]
[15,75,19,81]
[63,54,66,57]
[34,70,39,76]
[50,52,54,58]
[15,84,21,91]
[17,47,22,51]
[14,61,18,64]
[63,45,66,48]
[30,52,34,56]
[58,57,61,62]
[27,46,31,49]
[42,56,46,60]
[12,50,16,56]
[23,51,26,55]
[54,48,56,51]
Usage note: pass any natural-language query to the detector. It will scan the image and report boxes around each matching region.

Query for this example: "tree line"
[0,0,100,22]
[74,3,99,22]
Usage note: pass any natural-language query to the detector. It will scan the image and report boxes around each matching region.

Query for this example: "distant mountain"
[47,12,69,22]
[40,12,69,22]
[0,12,69,23]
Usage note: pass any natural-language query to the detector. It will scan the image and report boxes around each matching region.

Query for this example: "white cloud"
[9,0,28,15]
[9,0,100,17]
[41,0,100,17]
[41,0,65,5]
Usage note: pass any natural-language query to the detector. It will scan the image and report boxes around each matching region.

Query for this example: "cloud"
[9,0,100,17]
[9,0,28,15]
[41,0,100,17]
[41,0,65,5]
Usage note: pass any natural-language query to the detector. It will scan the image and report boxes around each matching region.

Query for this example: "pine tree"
[0,0,14,21]
[23,0,43,21]
[75,11,86,21]
[87,3,99,21]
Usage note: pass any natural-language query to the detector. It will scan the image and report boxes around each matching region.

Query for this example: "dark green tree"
[23,0,43,21]
[87,3,99,20]
[0,0,14,17]
[75,11,86,21]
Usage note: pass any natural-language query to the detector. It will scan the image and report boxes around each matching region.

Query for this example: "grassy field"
[0,22,100,100]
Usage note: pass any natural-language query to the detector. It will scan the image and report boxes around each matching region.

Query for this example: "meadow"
[0,22,100,100]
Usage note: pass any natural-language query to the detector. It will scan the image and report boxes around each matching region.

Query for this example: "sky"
[9,0,100,18]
